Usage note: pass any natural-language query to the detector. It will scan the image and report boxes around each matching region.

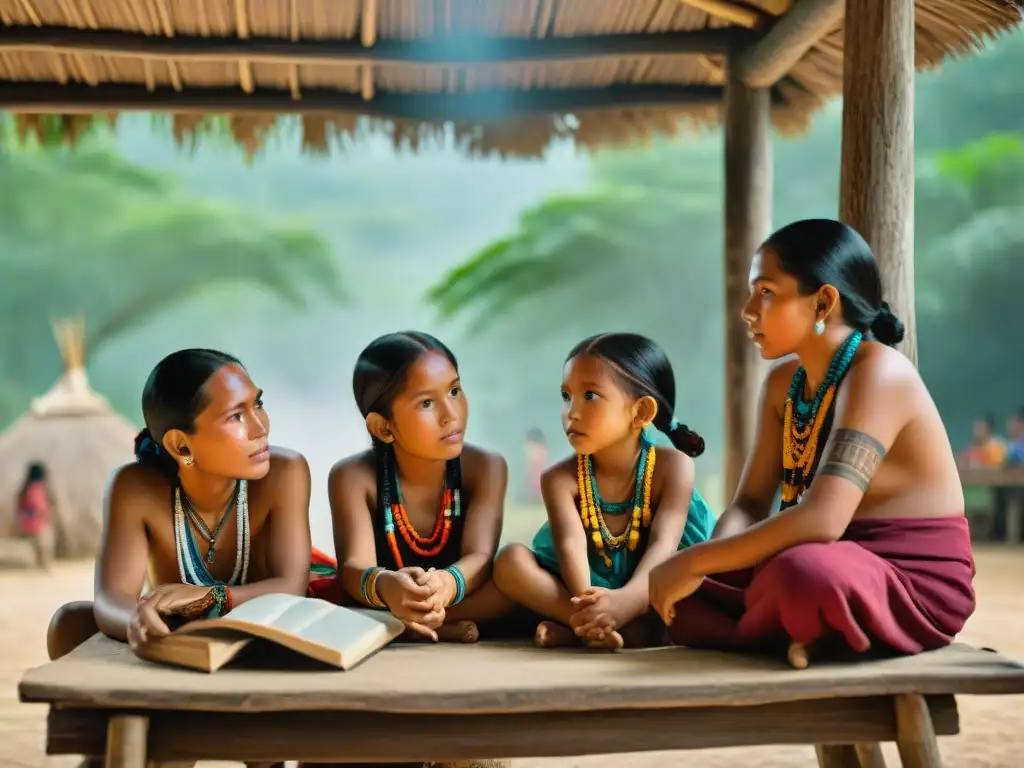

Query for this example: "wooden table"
[19,635,1024,768]
[959,467,1024,544]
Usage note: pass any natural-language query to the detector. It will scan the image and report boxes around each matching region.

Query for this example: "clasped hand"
[378,566,455,641]
[568,586,634,642]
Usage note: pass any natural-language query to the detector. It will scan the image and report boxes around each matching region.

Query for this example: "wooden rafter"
[733,0,843,87]
[0,25,753,66]
[0,81,745,122]
[680,0,766,28]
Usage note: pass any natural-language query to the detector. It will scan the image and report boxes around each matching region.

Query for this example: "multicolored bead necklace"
[578,433,656,567]
[383,475,461,570]
[173,480,250,587]
[781,330,862,508]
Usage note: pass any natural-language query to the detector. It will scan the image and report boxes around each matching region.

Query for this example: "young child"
[325,331,514,643]
[493,332,715,649]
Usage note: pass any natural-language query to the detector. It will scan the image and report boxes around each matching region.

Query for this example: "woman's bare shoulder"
[846,341,920,396]
[108,462,168,501]
[328,449,376,488]
[103,463,173,529]
[260,445,311,490]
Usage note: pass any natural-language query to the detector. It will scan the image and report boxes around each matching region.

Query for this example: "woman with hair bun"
[46,349,323,675]
[651,219,976,669]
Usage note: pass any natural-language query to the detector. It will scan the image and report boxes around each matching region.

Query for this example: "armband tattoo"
[817,429,886,492]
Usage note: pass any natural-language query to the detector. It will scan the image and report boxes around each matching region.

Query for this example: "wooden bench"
[19,635,1024,768]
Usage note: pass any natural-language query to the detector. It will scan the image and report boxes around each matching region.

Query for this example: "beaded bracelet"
[210,584,231,618]
[443,565,466,606]
[360,566,387,609]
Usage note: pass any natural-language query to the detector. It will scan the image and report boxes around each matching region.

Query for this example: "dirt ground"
[2,546,1022,768]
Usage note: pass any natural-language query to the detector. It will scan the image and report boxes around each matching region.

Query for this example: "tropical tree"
[915,133,1024,422]
[0,138,341,427]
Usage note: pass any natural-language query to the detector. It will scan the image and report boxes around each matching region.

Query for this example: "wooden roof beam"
[0,81,763,123]
[680,0,766,29]
[0,25,754,65]
[733,0,843,88]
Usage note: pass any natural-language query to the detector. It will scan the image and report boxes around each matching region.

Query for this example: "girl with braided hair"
[320,331,514,643]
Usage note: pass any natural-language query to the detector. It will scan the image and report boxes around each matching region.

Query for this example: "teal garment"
[531,488,715,590]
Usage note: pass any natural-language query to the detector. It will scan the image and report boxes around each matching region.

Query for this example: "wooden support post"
[723,63,772,499]
[839,0,916,364]
[105,715,148,768]
[894,694,943,768]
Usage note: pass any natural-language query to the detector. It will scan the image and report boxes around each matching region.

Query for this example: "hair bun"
[134,428,179,478]
[134,428,157,461]
[870,302,905,347]
[667,421,706,458]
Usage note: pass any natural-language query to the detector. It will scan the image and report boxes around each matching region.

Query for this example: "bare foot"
[437,620,480,644]
[534,621,579,648]
[787,640,810,669]
[585,630,625,651]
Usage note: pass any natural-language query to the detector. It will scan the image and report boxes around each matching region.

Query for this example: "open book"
[135,593,405,673]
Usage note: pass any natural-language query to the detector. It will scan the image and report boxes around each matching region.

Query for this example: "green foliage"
[0,138,342,427]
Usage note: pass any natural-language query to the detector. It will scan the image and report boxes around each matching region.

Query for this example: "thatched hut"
[0,319,136,560]
[0,0,1021,495]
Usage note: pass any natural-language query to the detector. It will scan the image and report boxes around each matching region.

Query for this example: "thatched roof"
[0,318,136,560]
[0,0,1022,157]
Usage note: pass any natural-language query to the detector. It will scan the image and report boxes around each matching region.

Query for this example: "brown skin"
[493,353,695,650]
[47,364,313,660]
[330,351,512,643]
[649,247,965,642]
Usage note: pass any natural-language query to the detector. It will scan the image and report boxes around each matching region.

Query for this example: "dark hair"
[568,333,705,458]
[352,332,462,513]
[19,461,46,498]
[526,428,545,444]
[761,219,905,347]
[134,348,242,479]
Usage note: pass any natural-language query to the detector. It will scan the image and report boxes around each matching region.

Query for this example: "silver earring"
[814,319,825,335]
[183,455,195,467]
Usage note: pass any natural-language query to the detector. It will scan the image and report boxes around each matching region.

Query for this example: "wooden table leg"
[855,743,887,767]
[895,694,942,768]
[105,715,148,768]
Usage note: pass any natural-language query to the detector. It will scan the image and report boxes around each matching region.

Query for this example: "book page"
[178,593,404,658]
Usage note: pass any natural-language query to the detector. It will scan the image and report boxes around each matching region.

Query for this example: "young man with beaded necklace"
[493,333,715,650]
[46,350,316,768]
[323,331,515,643]
[650,219,976,669]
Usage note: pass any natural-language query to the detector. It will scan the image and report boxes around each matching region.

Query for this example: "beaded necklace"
[384,475,461,570]
[578,433,657,568]
[781,330,862,509]
[173,480,250,587]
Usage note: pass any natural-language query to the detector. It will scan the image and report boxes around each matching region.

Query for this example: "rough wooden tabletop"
[19,635,1024,714]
